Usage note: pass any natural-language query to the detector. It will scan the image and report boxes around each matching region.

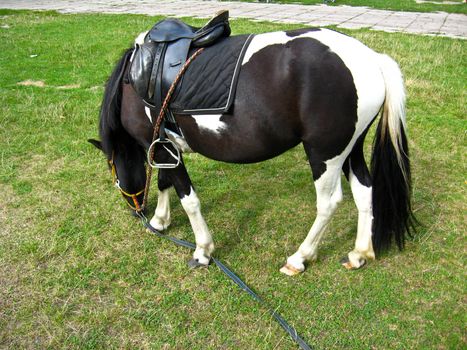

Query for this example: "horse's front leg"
[149,191,171,231]
[180,185,214,266]
[149,169,173,230]
[157,162,214,267]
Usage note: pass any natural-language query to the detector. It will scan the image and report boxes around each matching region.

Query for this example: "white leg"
[180,186,214,266]
[281,168,343,276]
[150,189,171,230]
[345,167,375,269]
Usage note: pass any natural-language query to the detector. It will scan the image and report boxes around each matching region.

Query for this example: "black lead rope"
[135,211,312,350]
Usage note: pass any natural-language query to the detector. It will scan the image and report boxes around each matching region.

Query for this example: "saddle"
[129,11,231,113]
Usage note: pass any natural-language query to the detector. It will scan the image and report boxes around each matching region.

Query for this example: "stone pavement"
[0,0,465,38]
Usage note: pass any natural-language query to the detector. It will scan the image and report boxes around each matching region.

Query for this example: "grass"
[0,9,466,350]
[231,0,467,14]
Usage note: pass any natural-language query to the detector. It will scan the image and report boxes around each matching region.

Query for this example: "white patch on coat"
[144,106,152,123]
[191,114,227,135]
[130,31,149,62]
[242,31,292,65]
[302,29,386,128]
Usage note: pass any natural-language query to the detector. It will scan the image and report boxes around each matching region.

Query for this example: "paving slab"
[0,0,465,38]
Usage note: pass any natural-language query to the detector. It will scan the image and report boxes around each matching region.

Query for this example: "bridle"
[108,152,144,212]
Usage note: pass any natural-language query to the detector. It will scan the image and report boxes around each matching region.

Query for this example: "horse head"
[88,134,147,214]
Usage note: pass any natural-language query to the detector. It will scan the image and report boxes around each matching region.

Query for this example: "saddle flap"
[129,42,159,102]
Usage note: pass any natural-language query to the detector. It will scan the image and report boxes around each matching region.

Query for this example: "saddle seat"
[129,11,231,114]
[148,10,230,47]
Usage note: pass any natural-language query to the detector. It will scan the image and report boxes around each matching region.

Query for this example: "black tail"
[371,120,416,253]
[371,53,416,254]
[99,48,134,157]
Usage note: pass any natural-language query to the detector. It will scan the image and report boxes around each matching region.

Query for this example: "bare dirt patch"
[17,80,46,87]
[16,80,81,89]
[56,84,81,89]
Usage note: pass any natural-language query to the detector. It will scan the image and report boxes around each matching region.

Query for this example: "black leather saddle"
[129,11,231,113]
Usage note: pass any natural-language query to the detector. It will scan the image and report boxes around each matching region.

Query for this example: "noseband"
[109,153,144,212]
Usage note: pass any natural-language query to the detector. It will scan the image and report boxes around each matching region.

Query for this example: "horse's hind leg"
[342,137,375,269]
[281,144,344,276]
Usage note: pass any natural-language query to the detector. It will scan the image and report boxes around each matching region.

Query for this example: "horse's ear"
[88,139,102,151]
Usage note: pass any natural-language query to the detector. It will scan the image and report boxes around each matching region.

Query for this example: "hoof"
[188,258,210,269]
[340,256,366,270]
[149,216,170,231]
[149,222,169,231]
[280,263,303,276]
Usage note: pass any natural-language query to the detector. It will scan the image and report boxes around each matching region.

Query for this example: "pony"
[89,27,415,275]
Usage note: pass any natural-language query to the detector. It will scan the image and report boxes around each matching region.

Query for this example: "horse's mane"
[99,48,134,159]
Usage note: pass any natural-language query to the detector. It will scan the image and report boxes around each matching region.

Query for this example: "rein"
[136,210,313,350]
[108,47,313,350]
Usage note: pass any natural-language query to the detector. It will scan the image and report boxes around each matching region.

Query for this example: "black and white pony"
[89,27,415,275]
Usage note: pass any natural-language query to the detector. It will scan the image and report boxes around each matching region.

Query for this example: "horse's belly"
[176,113,301,163]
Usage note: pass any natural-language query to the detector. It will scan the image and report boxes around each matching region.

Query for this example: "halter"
[109,152,145,212]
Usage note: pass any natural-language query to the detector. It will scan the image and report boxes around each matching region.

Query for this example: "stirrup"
[147,138,181,169]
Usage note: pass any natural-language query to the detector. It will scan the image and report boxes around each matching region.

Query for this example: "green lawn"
[232,0,467,14]
[0,10,465,350]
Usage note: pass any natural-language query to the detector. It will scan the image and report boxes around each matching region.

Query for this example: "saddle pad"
[170,34,254,115]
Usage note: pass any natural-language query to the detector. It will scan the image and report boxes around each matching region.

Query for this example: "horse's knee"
[180,188,201,215]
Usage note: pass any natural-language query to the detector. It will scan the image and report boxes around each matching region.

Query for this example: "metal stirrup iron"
[147,138,181,169]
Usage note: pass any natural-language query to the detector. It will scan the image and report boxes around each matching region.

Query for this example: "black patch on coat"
[343,124,374,187]
[285,27,321,37]
[242,36,358,180]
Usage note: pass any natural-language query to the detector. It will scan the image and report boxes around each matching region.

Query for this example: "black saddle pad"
[170,34,254,115]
